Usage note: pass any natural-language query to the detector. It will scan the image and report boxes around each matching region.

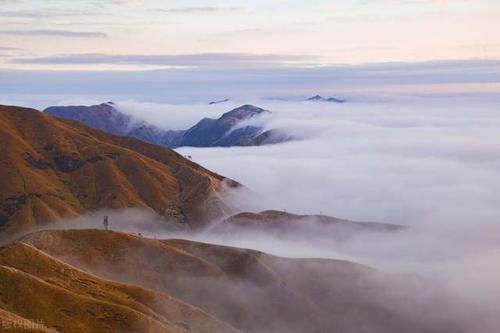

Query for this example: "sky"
[1,0,500,72]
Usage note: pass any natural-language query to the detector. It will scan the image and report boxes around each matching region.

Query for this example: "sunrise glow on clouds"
[0,0,499,70]
[1,0,499,104]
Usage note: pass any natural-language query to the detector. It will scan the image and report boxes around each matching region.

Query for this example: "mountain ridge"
[306,95,345,103]
[0,104,237,239]
[45,103,289,148]
[0,228,466,333]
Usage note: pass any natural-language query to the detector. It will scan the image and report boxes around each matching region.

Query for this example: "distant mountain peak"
[44,103,287,148]
[44,102,133,136]
[306,95,345,103]
[326,97,345,103]
[209,98,230,105]
[181,104,277,147]
[307,95,324,101]
[220,104,268,120]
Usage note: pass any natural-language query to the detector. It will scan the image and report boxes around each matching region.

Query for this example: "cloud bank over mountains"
[1,59,499,107]
[0,29,108,38]
[174,96,500,226]
[11,52,315,68]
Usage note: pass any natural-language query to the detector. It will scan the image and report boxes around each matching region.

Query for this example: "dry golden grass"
[0,308,57,333]
[0,238,239,333]
[0,105,236,238]
[10,229,465,333]
[223,210,403,231]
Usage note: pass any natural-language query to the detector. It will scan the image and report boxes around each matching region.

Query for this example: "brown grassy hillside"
[0,105,237,238]
[214,210,404,240]
[0,240,238,333]
[12,229,467,333]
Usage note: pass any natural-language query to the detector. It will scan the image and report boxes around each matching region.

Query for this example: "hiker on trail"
[104,216,109,230]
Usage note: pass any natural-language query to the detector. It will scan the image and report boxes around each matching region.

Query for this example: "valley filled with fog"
[162,95,500,330]
[104,95,500,226]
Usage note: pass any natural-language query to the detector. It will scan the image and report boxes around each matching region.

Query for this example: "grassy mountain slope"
[0,105,237,238]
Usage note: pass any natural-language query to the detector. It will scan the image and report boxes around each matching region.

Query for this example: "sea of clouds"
[134,94,500,227]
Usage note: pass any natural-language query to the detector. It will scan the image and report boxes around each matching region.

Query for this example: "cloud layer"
[1,59,499,107]
[11,52,314,68]
[158,7,243,14]
[0,29,107,38]
[172,95,500,226]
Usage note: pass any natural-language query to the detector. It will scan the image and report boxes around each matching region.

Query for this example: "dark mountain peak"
[45,102,118,115]
[326,97,345,103]
[220,104,269,121]
[44,102,132,136]
[306,95,345,103]
[307,95,324,101]
[44,102,287,148]
[181,105,276,147]
[226,104,264,112]
[208,98,230,105]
